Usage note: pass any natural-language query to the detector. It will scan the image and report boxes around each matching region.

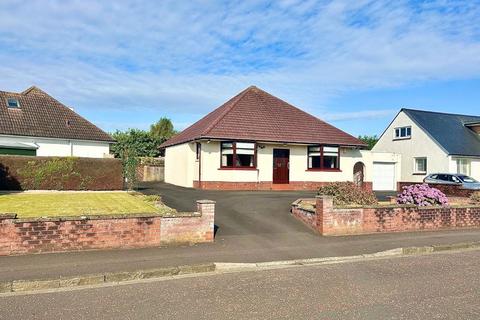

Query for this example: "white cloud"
[0,0,479,129]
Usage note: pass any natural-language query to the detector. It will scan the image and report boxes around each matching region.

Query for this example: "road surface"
[1,250,479,319]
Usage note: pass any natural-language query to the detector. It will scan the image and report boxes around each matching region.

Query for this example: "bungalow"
[0,86,114,158]
[161,86,381,190]
[372,108,480,186]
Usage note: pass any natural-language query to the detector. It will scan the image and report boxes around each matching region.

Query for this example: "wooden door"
[273,149,289,184]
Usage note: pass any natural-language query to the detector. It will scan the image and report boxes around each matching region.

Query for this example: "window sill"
[413,172,427,175]
[306,169,342,172]
[218,167,257,171]
[393,137,411,141]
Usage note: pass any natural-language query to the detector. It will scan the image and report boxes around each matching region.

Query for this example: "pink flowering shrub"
[397,184,448,206]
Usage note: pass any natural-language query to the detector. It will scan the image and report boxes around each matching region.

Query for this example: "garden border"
[291,196,480,236]
[0,200,215,256]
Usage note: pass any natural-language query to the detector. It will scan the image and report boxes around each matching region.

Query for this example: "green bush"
[470,191,480,203]
[18,157,91,190]
[139,157,164,166]
[318,182,378,206]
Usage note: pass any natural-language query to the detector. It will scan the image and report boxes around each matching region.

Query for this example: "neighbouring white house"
[0,86,114,158]
[161,86,395,191]
[372,108,480,189]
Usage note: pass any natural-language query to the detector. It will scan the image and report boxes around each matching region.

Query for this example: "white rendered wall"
[0,135,110,158]
[164,142,197,188]
[198,140,376,183]
[372,111,449,182]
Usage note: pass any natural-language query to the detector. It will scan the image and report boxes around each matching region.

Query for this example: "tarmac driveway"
[139,182,316,238]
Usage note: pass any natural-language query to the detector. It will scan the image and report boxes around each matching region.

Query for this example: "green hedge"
[0,156,123,191]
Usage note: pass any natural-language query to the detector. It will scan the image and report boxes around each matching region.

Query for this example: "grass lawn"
[0,192,174,218]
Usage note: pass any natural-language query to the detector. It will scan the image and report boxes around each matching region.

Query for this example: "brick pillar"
[0,214,16,256]
[315,196,333,235]
[196,200,216,242]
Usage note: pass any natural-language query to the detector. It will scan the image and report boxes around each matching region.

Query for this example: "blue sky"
[1,0,479,137]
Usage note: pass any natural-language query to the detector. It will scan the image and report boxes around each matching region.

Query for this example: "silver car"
[423,173,480,190]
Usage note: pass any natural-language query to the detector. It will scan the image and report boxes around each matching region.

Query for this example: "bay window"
[308,146,340,170]
[221,142,256,168]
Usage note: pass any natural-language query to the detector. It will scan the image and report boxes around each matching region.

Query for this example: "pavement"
[0,182,479,283]
[2,249,480,319]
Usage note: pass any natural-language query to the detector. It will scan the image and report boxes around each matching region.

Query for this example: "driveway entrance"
[140,182,315,238]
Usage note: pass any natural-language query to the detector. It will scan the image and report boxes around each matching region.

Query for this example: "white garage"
[373,162,396,191]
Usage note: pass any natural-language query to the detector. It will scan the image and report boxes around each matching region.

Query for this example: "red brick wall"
[195,181,373,191]
[291,196,480,236]
[0,201,215,256]
[397,182,475,198]
[160,200,215,244]
[291,200,319,232]
[0,156,123,191]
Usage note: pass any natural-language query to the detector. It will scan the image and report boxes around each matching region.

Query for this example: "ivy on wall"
[18,157,93,190]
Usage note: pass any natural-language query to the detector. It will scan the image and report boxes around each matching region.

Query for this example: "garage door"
[373,162,396,191]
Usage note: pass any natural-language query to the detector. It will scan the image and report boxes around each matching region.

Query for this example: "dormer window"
[6,98,20,109]
[394,126,411,140]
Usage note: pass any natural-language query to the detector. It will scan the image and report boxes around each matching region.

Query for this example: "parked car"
[423,173,480,190]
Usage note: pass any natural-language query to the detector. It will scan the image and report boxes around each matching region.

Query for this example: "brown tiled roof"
[161,86,366,148]
[0,86,114,142]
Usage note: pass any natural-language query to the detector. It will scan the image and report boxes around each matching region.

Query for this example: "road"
[1,250,479,319]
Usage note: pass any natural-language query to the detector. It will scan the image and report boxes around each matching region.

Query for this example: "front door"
[273,149,290,184]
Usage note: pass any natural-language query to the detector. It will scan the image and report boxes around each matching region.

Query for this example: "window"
[6,98,20,109]
[394,126,411,139]
[456,158,471,175]
[308,146,340,170]
[458,175,478,183]
[221,141,255,168]
[414,157,427,173]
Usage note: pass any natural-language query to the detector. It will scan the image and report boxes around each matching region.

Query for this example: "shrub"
[120,148,139,191]
[17,157,92,190]
[318,182,378,206]
[470,191,480,203]
[397,184,448,206]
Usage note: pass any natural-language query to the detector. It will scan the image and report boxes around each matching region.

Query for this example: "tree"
[110,129,160,158]
[358,135,379,150]
[150,117,176,143]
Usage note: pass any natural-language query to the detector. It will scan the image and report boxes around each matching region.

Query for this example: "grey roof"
[403,108,480,157]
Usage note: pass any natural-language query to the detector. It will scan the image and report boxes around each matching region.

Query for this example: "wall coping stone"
[197,200,216,204]
[1,212,203,223]
[0,213,17,220]
[312,196,480,210]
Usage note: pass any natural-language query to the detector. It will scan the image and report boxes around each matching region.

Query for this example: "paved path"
[2,250,480,319]
[0,182,479,282]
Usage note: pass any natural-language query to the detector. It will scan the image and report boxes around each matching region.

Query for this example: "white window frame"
[394,126,412,140]
[414,157,427,174]
[6,98,20,109]
[456,158,471,176]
